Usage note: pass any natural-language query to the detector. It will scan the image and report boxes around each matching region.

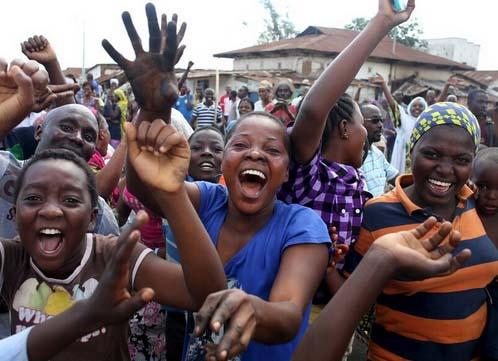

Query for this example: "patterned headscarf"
[409,102,481,153]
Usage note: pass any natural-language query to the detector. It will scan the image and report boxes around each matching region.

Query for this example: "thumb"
[10,66,34,107]
[124,122,140,160]
[112,288,155,323]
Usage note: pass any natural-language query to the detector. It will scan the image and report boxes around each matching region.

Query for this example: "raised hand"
[371,216,471,280]
[81,211,154,326]
[125,120,190,193]
[377,0,416,28]
[21,35,57,65]
[195,289,257,361]
[102,3,187,118]
[369,72,385,86]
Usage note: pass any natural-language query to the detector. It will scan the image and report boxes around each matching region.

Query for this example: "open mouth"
[199,161,215,171]
[427,178,453,195]
[238,169,267,199]
[38,228,64,256]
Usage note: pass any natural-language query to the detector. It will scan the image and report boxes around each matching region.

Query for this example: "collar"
[395,174,473,216]
[321,157,363,184]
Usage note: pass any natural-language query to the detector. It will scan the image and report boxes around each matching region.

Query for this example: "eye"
[190,145,201,151]
[477,183,488,191]
[84,133,96,142]
[60,124,72,132]
[456,157,471,165]
[422,150,439,159]
[63,196,82,205]
[214,147,224,153]
[266,147,281,156]
[23,194,42,202]
[232,142,248,150]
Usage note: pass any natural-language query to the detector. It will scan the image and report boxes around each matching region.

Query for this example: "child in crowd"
[226,98,255,134]
[0,131,225,361]
[342,102,498,360]
[472,147,498,247]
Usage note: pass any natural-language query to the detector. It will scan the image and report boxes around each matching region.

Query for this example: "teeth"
[428,178,452,187]
[40,229,62,235]
[200,162,214,168]
[241,169,266,180]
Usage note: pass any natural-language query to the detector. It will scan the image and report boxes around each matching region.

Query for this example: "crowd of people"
[0,1,497,360]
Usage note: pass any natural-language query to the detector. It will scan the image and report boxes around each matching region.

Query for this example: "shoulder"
[362,191,408,231]
[197,181,228,214]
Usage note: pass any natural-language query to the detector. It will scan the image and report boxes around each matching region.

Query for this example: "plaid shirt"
[278,151,371,253]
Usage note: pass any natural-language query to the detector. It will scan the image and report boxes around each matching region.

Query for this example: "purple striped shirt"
[278,151,371,259]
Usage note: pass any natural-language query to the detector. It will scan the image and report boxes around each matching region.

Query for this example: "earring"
[342,132,349,140]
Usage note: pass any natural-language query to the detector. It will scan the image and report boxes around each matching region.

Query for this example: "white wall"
[426,38,480,68]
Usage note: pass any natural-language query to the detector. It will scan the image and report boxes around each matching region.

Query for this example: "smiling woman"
[342,102,498,361]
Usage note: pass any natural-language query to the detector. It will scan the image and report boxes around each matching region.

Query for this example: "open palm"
[102,3,187,115]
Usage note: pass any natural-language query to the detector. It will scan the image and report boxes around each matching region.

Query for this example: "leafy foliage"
[345,17,427,48]
[258,0,298,43]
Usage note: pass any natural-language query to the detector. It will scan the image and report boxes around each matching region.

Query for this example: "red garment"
[265,102,297,127]
[219,94,229,113]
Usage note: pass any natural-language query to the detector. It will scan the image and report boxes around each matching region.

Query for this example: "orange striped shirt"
[343,175,498,360]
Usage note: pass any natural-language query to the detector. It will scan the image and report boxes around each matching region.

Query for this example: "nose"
[71,130,85,145]
[201,145,213,157]
[246,147,265,161]
[39,202,63,219]
[436,158,455,176]
[487,189,498,200]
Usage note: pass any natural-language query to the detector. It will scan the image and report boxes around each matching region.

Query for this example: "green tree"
[258,0,297,43]
[345,17,427,48]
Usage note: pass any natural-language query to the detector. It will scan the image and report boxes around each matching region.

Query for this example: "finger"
[28,37,38,50]
[114,210,150,268]
[9,65,34,105]
[40,35,49,47]
[172,14,178,23]
[194,292,226,335]
[424,249,471,277]
[145,118,167,152]
[124,122,140,159]
[102,40,132,70]
[423,221,452,251]
[20,42,30,57]
[177,22,187,46]
[34,93,57,111]
[410,216,437,239]
[137,121,152,150]
[19,59,40,77]
[53,90,77,101]
[226,317,256,359]
[48,83,80,94]
[145,3,161,53]
[209,292,246,333]
[215,303,255,359]
[428,230,462,260]
[0,58,7,73]
[163,21,178,71]
[160,14,167,52]
[122,11,145,55]
[174,44,186,65]
[155,127,185,155]
[112,287,155,321]
[31,69,50,93]
[33,35,42,50]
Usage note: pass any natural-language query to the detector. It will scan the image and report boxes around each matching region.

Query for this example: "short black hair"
[474,147,498,170]
[14,149,98,208]
[82,81,91,88]
[322,94,356,150]
[238,98,255,111]
[188,126,225,144]
[225,111,291,155]
[468,89,487,104]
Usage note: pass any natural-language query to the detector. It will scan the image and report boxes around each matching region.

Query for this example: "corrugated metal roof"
[459,71,498,87]
[214,26,473,71]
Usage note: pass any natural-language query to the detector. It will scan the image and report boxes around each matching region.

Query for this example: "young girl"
[226,98,255,135]
[472,147,498,247]
[371,74,427,174]
[127,113,331,361]
[342,102,498,360]
[1,148,226,361]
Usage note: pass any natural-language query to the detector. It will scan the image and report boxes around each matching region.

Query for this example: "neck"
[321,139,348,164]
[225,199,275,235]
[404,185,457,221]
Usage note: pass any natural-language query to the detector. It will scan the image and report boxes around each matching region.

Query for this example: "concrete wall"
[426,38,480,68]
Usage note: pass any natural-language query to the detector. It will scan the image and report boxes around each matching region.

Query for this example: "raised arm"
[21,35,76,106]
[436,77,459,103]
[126,120,225,310]
[94,140,127,199]
[370,72,398,114]
[102,3,197,213]
[291,0,414,164]
[292,218,471,361]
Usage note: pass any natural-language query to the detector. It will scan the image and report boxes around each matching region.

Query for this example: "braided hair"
[321,94,356,150]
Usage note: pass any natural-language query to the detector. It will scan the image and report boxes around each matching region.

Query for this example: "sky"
[1,0,497,72]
